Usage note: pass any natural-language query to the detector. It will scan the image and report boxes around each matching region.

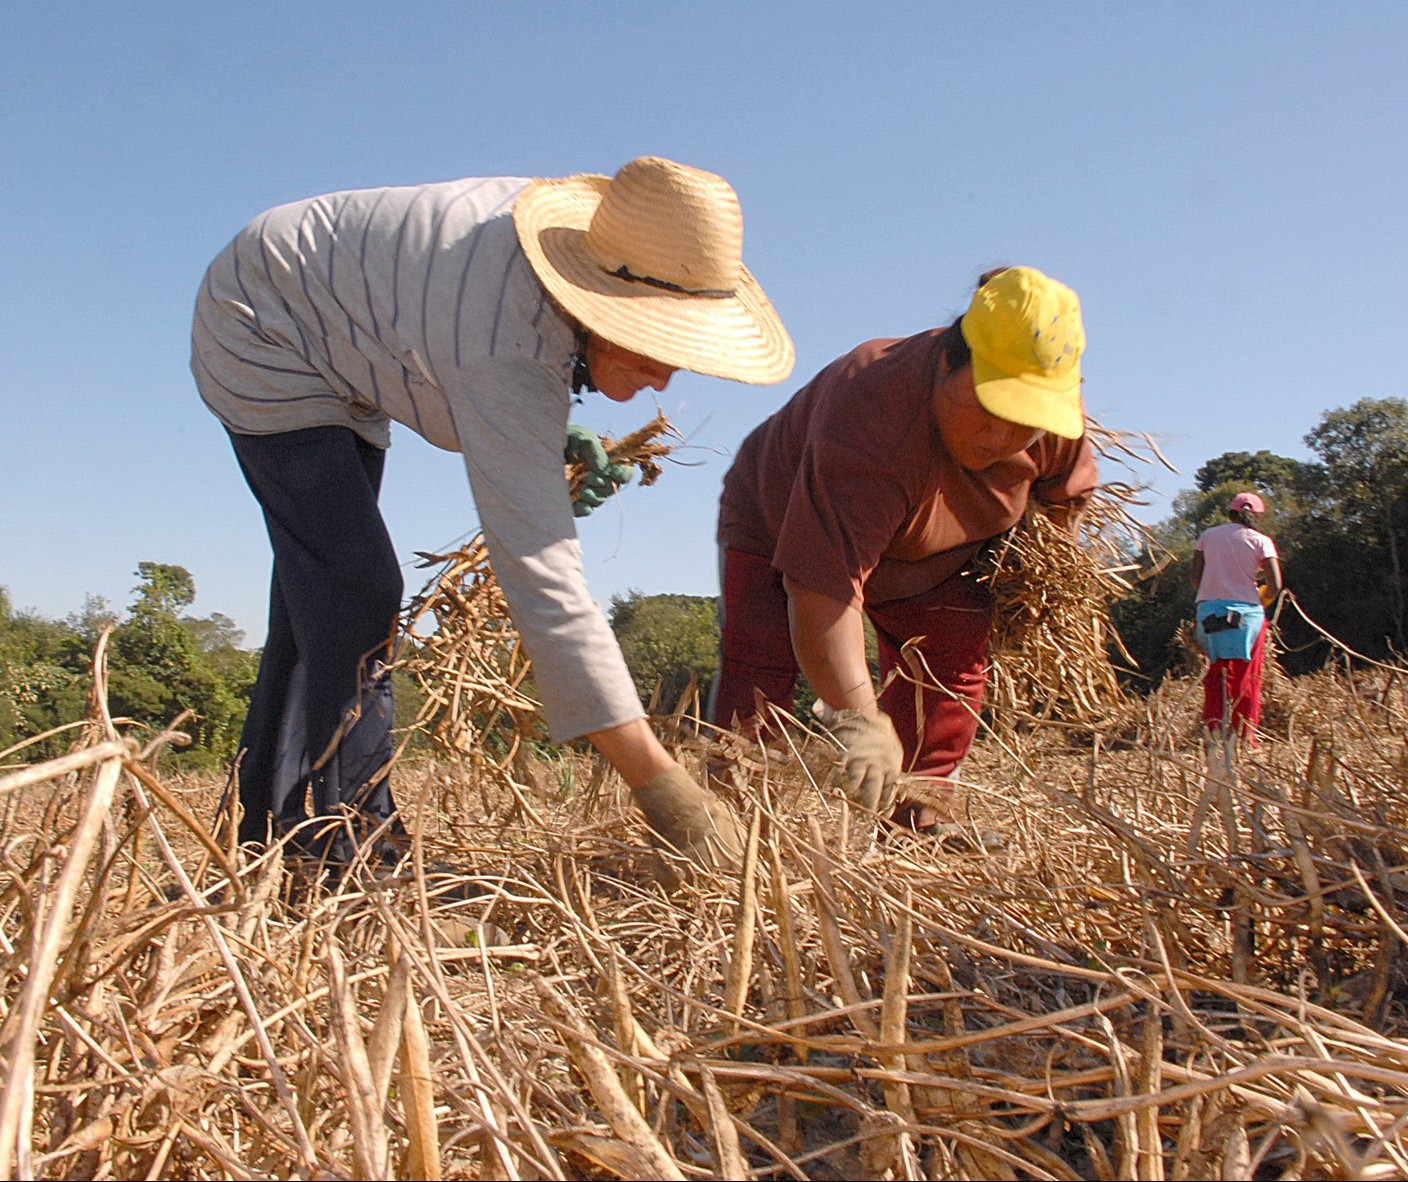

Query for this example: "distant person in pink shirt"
[1191,492,1283,743]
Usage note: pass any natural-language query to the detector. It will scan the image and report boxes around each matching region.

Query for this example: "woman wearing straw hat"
[709,267,1098,833]
[1192,491,1282,746]
[192,156,792,874]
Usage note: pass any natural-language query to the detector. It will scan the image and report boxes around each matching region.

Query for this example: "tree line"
[1112,396,1408,685]
[1,562,259,765]
[7,397,1408,767]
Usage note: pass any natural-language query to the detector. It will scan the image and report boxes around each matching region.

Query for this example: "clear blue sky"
[4,3,1405,647]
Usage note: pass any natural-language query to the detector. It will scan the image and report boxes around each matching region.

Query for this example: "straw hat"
[513,157,794,385]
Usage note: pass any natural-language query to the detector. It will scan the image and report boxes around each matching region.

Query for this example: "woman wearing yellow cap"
[192,157,792,875]
[709,267,1098,830]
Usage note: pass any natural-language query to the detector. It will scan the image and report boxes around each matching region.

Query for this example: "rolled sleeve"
[1032,434,1099,510]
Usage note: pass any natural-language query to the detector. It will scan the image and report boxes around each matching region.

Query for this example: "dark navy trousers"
[228,426,403,846]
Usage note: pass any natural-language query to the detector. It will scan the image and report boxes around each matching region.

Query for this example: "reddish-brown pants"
[709,548,992,779]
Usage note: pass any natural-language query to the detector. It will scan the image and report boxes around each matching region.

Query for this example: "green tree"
[607,589,878,724]
[0,588,88,754]
[106,564,257,763]
[1194,450,1309,496]
[609,591,720,709]
[1174,451,1315,540]
[2,571,258,764]
[131,561,197,617]
[1301,398,1408,653]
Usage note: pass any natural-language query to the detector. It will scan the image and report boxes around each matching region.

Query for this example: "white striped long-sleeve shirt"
[191,177,647,742]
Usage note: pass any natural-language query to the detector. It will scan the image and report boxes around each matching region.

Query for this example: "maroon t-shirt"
[718,329,1099,608]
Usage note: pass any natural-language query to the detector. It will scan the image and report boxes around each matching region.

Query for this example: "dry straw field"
[4,432,1408,1180]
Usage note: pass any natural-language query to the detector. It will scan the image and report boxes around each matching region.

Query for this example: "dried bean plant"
[5,420,1408,1180]
[977,421,1173,731]
[395,412,681,800]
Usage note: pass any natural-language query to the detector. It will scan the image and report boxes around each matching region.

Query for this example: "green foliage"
[606,588,875,723]
[1303,398,1408,512]
[1297,397,1408,654]
[1114,397,1408,684]
[609,590,720,709]
[1194,450,1312,496]
[105,565,258,762]
[1173,451,1315,542]
[1,566,257,765]
[0,589,90,754]
[1109,553,1197,687]
[131,562,196,617]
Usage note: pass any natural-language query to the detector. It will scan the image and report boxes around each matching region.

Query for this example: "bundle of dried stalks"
[402,537,542,757]
[397,536,546,831]
[977,421,1171,730]
[394,414,681,812]
[564,412,678,500]
[5,627,1408,1179]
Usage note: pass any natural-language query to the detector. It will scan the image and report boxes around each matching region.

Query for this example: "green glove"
[565,422,609,468]
[565,424,634,517]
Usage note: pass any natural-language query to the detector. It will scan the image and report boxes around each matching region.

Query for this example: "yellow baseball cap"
[960,267,1086,440]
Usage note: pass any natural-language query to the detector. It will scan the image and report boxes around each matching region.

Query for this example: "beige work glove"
[815,703,904,814]
[632,768,744,881]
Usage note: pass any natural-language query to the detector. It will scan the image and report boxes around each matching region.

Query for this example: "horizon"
[5,3,1405,646]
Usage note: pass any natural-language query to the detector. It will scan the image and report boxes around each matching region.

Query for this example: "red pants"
[708,548,992,779]
[1202,621,1268,741]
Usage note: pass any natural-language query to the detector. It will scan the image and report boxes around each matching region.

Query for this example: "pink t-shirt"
[1195,522,1278,602]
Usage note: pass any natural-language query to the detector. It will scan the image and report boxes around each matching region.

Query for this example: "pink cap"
[1229,492,1265,514]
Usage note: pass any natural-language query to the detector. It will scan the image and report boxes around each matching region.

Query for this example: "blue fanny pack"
[1196,600,1263,661]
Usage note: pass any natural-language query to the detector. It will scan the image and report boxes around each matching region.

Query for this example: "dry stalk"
[976,423,1163,731]
[531,975,686,1181]
[7,424,1408,1179]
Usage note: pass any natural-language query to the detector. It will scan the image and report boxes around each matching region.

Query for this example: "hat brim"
[971,358,1086,441]
[514,174,795,386]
